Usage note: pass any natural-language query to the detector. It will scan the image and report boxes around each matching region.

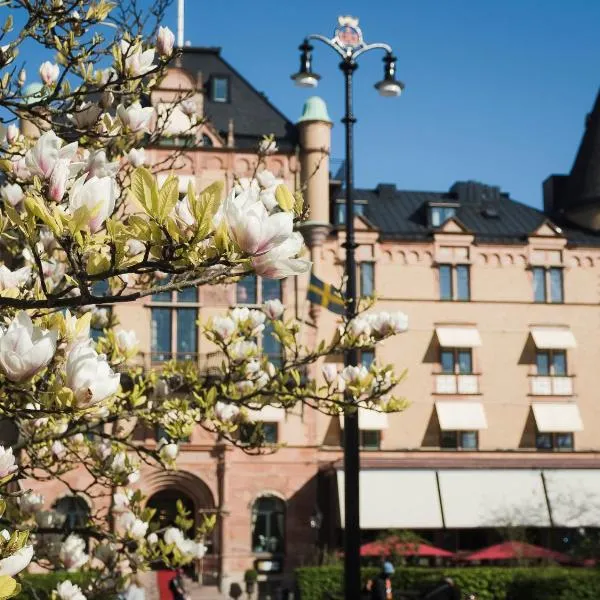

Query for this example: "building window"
[54,496,90,532]
[536,432,574,451]
[211,76,229,102]
[201,134,213,147]
[150,287,199,362]
[240,422,278,445]
[533,267,563,303]
[536,350,567,376]
[360,350,375,368]
[90,280,112,342]
[430,205,457,227]
[359,262,374,297]
[251,496,285,554]
[440,430,478,450]
[335,201,366,225]
[440,349,472,374]
[360,430,381,450]
[439,264,470,301]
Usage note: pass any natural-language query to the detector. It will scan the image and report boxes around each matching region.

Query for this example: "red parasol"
[464,541,570,563]
[360,538,454,558]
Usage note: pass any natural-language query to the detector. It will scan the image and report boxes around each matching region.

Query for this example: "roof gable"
[530,220,563,238]
[436,216,471,234]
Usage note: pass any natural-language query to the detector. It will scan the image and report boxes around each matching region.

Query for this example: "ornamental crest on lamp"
[334,15,363,51]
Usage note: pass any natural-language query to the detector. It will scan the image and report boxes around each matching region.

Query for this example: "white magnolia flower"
[11,155,31,180]
[112,490,132,513]
[0,183,23,206]
[56,580,87,600]
[90,307,110,330]
[48,159,70,202]
[6,124,19,144]
[247,309,266,330]
[115,329,139,354]
[229,340,258,362]
[51,440,66,458]
[211,316,235,341]
[117,102,154,133]
[214,401,240,422]
[163,527,207,559]
[348,316,371,339]
[263,299,284,319]
[341,365,370,385]
[252,232,311,279]
[158,439,178,462]
[0,446,17,479]
[127,147,147,167]
[322,364,338,385]
[156,26,175,57]
[174,195,195,228]
[180,99,197,116]
[120,40,155,77]
[66,343,120,407]
[84,149,119,179]
[59,534,89,571]
[0,265,30,291]
[68,174,118,233]
[0,311,57,382]
[63,310,91,348]
[365,311,409,336]
[0,544,33,576]
[258,138,278,155]
[230,307,250,323]
[147,532,158,545]
[17,69,26,86]
[119,512,148,540]
[68,102,102,129]
[25,130,80,180]
[39,61,59,85]
[19,491,44,514]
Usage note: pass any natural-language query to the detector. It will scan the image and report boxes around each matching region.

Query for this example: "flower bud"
[156,26,175,58]
[6,124,19,143]
[39,61,59,86]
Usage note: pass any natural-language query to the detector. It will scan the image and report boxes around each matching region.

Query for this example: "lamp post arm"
[306,33,348,58]
[352,41,393,61]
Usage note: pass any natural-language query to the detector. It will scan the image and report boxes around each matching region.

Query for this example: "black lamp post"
[292,16,403,600]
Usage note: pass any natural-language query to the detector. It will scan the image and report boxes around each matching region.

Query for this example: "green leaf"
[158,175,179,222]
[68,205,93,234]
[0,576,20,599]
[191,181,223,241]
[275,184,295,212]
[131,167,159,217]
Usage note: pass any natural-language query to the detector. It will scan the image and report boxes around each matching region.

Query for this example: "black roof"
[179,47,297,151]
[334,180,600,247]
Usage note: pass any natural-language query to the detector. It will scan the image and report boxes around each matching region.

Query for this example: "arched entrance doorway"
[147,488,196,536]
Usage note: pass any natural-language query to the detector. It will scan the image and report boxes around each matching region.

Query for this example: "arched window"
[251,495,285,554]
[54,496,90,531]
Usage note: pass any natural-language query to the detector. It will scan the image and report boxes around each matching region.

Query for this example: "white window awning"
[436,401,487,431]
[532,402,583,432]
[544,470,600,527]
[340,408,389,431]
[437,470,551,528]
[157,173,196,194]
[436,326,482,348]
[337,469,443,529]
[530,327,576,349]
[246,405,286,423]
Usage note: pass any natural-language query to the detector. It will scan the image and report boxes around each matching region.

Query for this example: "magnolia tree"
[0,2,409,599]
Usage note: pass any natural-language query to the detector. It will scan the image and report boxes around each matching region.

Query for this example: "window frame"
[211,75,230,103]
[333,200,368,225]
[440,348,473,375]
[532,266,564,304]
[438,264,470,301]
[240,421,279,445]
[251,495,286,555]
[536,431,574,451]
[359,261,375,297]
[440,430,479,450]
[430,204,458,227]
[535,350,567,377]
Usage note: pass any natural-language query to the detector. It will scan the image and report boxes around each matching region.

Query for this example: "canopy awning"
[157,173,196,194]
[246,405,286,423]
[337,469,443,529]
[435,326,482,348]
[436,401,487,431]
[544,470,600,527]
[437,469,551,528]
[340,408,389,431]
[360,538,454,558]
[532,403,583,432]
[464,541,570,563]
[530,327,576,349]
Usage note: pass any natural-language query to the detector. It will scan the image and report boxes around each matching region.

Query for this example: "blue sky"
[158,0,599,209]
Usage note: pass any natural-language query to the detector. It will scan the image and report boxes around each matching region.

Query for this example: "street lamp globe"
[291,39,321,88]
[292,72,320,88]
[375,53,404,97]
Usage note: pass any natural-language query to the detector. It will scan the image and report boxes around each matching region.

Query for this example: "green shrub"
[16,572,107,600]
[295,566,600,600]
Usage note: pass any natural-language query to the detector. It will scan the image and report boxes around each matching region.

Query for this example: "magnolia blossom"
[156,26,175,57]
[120,40,155,77]
[0,311,57,382]
[180,99,197,116]
[174,195,195,228]
[127,147,147,167]
[109,452,139,483]
[230,307,250,323]
[51,440,66,458]
[17,69,26,86]
[48,159,70,202]
[147,532,158,545]
[341,365,370,386]
[66,343,120,407]
[112,490,132,513]
[215,401,240,422]
[0,544,33,576]
[164,527,207,559]
[90,307,110,329]
[84,149,119,179]
[0,265,30,291]
[125,239,145,256]
[6,124,19,144]
[63,310,91,348]
[365,311,409,337]
[94,542,116,566]
[158,439,178,462]
[56,580,87,600]
[256,170,282,211]
[19,491,44,514]
[211,316,235,341]
[247,309,266,330]
[68,174,118,233]
[252,232,311,279]
[115,329,139,354]
[25,130,81,180]
[117,102,154,133]
[119,512,148,540]
[69,102,102,129]
[39,61,59,85]
[0,446,17,479]
[258,138,278,155]
[229,340,258,362]
[263,299,284,319]
[322,364,339,386]
[59,534,89,571]
[348,316,371,339]
[0,183,23,207]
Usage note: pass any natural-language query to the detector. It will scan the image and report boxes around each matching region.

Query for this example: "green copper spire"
[297,96,332,124]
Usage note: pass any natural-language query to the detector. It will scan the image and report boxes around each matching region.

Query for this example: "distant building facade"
[27,46,600,597]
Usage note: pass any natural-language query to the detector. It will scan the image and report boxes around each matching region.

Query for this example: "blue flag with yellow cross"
[307,273,346,315]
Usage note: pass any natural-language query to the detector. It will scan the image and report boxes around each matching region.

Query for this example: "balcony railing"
[434,374,479,395]
[530,375,573,396]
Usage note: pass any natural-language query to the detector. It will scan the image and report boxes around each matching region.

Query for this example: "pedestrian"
[421,577,461,600]
[124,574,145,600]
[169,568,191,600]
[365,561,394,600]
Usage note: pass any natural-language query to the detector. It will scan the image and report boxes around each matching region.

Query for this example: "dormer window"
[429,203,458,227]
[211,76,229,103]
[335,200,367,225]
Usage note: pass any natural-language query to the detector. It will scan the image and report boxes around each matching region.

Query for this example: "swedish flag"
[307,273,346,315]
